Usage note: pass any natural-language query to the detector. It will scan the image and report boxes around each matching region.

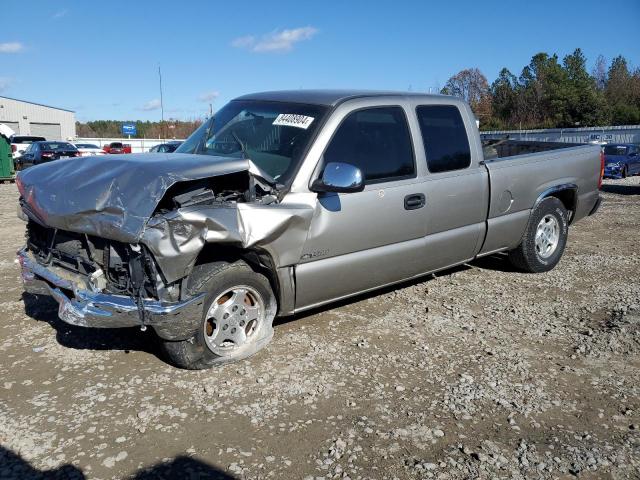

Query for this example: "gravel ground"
[0,177,639,480]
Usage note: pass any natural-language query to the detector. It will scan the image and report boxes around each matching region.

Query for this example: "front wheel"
[622,166,628,179]
[159,260,277,369]
[508,197,568,273]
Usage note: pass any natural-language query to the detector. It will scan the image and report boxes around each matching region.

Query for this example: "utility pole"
[158,65,164,140]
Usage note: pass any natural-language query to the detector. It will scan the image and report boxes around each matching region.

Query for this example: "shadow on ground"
[21,253,518,352]
[0,445,237,480]
[470,252,520,273]
[601,183,640,196]
[21,292,162,360]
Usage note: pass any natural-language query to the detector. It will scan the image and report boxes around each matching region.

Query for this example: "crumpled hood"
[17,153,250,243]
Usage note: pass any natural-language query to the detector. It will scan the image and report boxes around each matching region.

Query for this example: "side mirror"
[311,162,364,193]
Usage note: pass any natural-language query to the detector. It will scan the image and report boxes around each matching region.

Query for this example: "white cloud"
[231,36,255,49]
[139,99,161,111]
[52,9,68,19]
[197,90,220,102]
[232,27,318,53]
[0,42,25,54]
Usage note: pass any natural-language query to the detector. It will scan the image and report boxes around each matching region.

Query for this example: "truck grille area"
[26,220,158,298]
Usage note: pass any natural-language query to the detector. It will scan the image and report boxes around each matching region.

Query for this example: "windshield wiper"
[230,130,248,159]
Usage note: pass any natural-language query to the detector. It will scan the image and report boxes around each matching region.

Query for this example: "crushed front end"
[18,219,205,329]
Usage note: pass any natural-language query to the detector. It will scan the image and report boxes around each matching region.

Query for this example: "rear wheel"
[159,261,276,369]
[508,197,568,273]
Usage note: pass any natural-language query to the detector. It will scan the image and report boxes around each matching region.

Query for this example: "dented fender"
[141,193,317,284]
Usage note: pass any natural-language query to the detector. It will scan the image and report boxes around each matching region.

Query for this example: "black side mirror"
[311,162,364,193]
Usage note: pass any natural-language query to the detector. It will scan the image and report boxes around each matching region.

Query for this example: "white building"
[0,96,75,140]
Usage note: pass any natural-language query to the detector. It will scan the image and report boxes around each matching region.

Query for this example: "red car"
[102,142,132,154]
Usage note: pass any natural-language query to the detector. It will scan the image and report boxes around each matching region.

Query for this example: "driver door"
[295,106,429,309]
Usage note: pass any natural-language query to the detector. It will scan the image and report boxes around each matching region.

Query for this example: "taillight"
[41,151,54,159]
[11,145,16,153]
[598,150,604,189]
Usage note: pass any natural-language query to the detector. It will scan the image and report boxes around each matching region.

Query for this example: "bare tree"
[441,68,492,119]
[592,55,607,91]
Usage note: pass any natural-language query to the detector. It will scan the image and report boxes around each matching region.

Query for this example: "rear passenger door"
[414,104,488,270]
[295,106,429,309]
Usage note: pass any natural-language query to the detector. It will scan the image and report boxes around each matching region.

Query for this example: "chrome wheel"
[203,285,265,356]
[535,214,560,259]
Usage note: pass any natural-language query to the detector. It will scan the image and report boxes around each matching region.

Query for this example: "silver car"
[17,90,602,368]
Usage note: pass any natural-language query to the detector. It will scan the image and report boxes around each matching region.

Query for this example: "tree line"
[441,49,640,130]
[76,119,203,139]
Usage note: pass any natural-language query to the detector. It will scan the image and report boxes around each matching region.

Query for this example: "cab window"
[416,105,471,173]
[324,106,415,183]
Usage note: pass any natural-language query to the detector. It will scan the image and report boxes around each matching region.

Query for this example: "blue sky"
[1,0,639,122]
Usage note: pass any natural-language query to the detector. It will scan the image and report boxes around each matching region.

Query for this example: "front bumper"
[603,166,623,179]
[18,248,205,329]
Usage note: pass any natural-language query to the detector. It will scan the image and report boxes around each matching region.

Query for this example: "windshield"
[176,100,328,183]
[604,145,628,155]
[76,144,98,149]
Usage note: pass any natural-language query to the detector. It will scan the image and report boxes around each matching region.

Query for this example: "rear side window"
[324,106,415,183]
[416,105,471,173]
[12,136,45,144]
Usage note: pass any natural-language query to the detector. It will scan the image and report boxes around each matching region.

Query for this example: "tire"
[159,260,277,369]
[622,166,628,179]
[508,197,569,273]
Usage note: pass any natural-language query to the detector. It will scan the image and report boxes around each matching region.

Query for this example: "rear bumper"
[588,195,602,216]
[18,248,204,329]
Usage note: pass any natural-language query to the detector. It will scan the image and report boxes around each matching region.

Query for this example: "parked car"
[17,141,80,169]
[16,90,603,369]
[103,142,132,154]
[73,143,107,157]
[10,135,46,159]
[602,143,640,179]
[149,142,182,153]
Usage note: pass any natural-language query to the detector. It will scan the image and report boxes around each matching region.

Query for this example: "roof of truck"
[234,89,449,106]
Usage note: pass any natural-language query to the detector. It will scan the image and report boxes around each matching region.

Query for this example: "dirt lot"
[0,178,639,480]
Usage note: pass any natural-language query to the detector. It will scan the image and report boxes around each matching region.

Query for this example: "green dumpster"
[0,125,15,181]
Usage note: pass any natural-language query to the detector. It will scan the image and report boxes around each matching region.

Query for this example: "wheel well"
[193,244,281,306]
[541,187,577,223]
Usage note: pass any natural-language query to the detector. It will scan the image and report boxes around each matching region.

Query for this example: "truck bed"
[478,143,602,256]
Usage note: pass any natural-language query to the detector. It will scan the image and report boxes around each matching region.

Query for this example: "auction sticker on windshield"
[273,114,315,129]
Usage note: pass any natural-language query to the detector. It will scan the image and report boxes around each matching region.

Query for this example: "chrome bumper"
[17,248,205,328]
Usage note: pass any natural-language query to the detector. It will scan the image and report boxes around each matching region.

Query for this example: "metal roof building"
[0,96,75,140]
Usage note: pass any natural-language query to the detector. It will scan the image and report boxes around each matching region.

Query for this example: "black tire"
[508,197,569,273]
[158,260,277,369]
[622,166,628,179]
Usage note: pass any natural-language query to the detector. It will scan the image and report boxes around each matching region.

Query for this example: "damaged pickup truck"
[17,90,604,369]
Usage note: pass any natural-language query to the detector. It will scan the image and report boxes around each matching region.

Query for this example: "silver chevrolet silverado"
[17,90,603,369]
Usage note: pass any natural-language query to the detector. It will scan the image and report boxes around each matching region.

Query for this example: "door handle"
[404,193,425,210]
